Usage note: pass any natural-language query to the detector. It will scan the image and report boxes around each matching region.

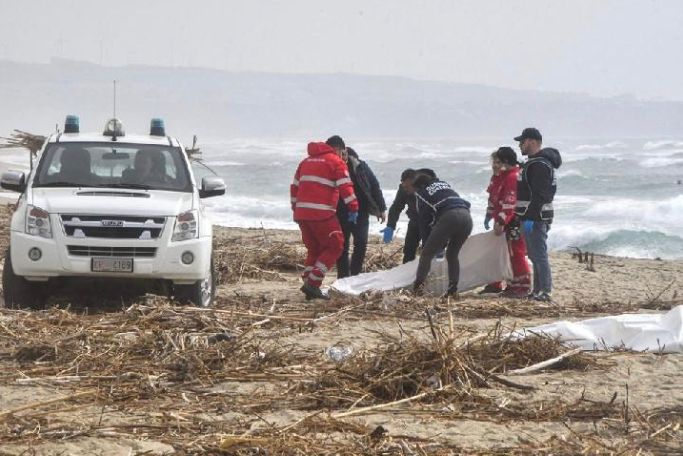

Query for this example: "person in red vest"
[290,140,359,300]
[491,146,531,298]
[480,151,505,294]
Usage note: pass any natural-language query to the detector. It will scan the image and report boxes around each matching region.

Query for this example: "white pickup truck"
[1,117,225,308]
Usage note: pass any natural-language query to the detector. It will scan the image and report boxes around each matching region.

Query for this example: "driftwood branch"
[332,388,442,418]
[506,348,583,375]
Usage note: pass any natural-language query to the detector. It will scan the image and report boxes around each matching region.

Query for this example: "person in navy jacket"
[333,141,387,278]
[413,174,473,298]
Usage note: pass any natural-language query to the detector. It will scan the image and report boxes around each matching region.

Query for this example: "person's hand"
[378,212,387,224]
[380,226,394,244]
[494,222,505,236]
[347,211,359,224]
[484,214,492,230]
[522,220,534,235]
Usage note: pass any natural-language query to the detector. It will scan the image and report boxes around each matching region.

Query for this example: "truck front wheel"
[174,256,215,307]
[2,249,44,309]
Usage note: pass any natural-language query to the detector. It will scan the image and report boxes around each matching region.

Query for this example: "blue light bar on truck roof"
[150,118,165,136]
[64,115,80,134]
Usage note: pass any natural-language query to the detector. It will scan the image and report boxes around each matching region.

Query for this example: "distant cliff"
[1,59,681,140]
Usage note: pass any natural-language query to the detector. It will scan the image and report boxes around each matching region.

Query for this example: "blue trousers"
[523,221,552,294]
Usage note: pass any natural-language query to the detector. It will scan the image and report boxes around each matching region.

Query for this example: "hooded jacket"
[515,148,562,222]
[291,142,358,221]
[336,155,387,220]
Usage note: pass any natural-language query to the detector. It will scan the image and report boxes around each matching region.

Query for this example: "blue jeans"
[523,221,552,294]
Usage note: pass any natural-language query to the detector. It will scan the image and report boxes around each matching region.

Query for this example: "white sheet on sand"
[331,231,513,295]
[516,306,683,353]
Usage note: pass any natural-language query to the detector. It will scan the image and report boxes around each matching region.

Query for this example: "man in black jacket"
[383,168,437,263]
[384,168,419,263]
[514,127,562,302]
[331,137,387,278]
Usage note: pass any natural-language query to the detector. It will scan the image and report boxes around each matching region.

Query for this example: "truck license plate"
[91,257,133,273]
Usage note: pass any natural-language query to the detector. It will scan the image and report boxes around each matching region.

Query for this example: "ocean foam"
[204,160,246,167]
[639,157,683,168]
[643,140,683,151]
[581,195,683,233]
[557,169,587,179]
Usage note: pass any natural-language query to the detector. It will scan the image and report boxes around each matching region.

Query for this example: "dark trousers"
[403,219,421,263]
[415,208,473,289]
[337,214,370,278]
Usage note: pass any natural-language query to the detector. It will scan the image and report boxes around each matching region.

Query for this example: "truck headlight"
[172,210,198,241]
[26,205,52,238]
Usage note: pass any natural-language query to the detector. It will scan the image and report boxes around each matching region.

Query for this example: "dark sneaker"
[533,292,552,302]
[501,288,530,299]
[478,284,503,295]
[300,283,330,301]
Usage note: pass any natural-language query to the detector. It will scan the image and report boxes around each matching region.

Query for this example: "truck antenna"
[112,80,118,141]
[113,79,117,119]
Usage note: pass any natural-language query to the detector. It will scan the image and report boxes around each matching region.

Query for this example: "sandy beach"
[0,204,682,455]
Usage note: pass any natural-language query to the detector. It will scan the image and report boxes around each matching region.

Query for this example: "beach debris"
[300,318,601,415]
[325,345,354,362]
[505,347,584,375]
[0,130,46,169]
[569,246,596,271]
[364,244,403,272]
[214,235,304,283]
[642,279,680,310]
[185,134,201,159]
[0,210,680,454]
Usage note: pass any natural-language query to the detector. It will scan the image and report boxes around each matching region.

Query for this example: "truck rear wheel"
[2,249,44,309]
[174,256,215,307]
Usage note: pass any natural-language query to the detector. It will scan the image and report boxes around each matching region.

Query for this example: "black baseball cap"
[514,127,542,142]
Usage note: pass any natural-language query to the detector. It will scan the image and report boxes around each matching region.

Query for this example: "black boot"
[412,281,425,296]
[442,283,458,300]
[300,283,330,301]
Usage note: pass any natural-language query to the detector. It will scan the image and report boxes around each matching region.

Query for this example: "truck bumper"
[9,231,212,283]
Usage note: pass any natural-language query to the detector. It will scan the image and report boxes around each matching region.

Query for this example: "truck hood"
[30,187,195,216]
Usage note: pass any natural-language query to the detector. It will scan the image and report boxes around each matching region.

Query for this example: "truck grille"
[60,215,166,239]
[67,246,157,258]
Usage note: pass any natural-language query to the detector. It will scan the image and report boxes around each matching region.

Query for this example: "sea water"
[194,138,683,260]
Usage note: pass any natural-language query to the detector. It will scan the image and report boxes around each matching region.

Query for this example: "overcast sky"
[1,0,681,100]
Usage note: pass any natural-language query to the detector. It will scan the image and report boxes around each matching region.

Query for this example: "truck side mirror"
[1,170,26,193]
[199,176,226,198]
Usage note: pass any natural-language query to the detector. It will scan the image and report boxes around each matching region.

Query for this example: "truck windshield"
[33,143,192,192]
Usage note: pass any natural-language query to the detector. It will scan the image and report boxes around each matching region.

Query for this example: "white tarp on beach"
[331,231,513,295]
[517,306,683,353]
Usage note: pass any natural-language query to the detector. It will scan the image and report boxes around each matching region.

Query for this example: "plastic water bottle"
[425,257,448,295]
[325,345,353,362]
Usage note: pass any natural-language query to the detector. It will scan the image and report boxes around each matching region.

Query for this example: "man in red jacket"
[291,141,359,300]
